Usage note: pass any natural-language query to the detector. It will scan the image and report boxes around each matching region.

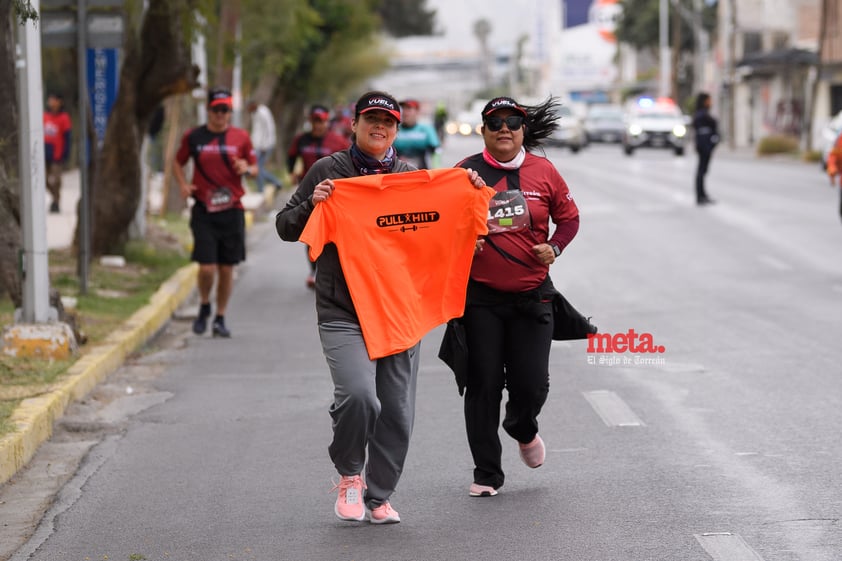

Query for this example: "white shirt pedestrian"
[250,103,277,152]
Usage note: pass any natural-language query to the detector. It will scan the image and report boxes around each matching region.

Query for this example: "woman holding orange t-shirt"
[276,91,487,525]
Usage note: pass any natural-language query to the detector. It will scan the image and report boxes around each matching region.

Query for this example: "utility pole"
[659,0,670,97]
[670,2,681,101]
[16,0,50,323]
[77,0,90,294]
[719,0,738,148]
[4,0,77,360]
[805,0,829,152]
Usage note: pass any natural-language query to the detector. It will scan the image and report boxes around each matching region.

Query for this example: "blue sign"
[565,0,593,28]
[86,48,119,149]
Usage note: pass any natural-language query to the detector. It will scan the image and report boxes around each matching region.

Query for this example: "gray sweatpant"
[319,321,420,508]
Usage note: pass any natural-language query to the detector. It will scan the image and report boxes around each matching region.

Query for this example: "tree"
[0,0,38,307]
[78,0,439,257]
[617,0,716,53]
[615,0,717,101]
[473,19,492,90]
[238,0,392,151]
[84,0,201,256]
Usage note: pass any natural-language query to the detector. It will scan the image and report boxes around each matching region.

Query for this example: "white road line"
[694,532,766,561]
[582,390,645,427]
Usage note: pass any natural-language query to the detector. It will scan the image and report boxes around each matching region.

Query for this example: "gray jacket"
[275,149,414,325]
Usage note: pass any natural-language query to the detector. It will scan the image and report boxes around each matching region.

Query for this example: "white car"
[446,111,482,136]
[584,103,625,143]
[622,97,687,156]
[548,105,587,153]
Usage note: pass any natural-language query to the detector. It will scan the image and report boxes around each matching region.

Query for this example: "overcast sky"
[420,0,537,53]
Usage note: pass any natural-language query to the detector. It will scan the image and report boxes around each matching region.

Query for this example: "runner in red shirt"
[173,87,257,339]
[43,93,72,213]
[454,96,580,498]
[287,105,351,287]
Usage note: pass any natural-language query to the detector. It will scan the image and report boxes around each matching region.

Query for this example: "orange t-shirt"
[300,168,494,359]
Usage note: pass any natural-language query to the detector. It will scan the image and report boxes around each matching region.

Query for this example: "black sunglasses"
[210,106,231,114]
[484,115,524,132]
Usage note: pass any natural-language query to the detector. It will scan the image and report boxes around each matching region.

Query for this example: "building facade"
[716,0,842,149]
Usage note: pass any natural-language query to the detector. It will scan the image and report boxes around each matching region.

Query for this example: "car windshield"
[633,110,681,119]
[588,107,623,119]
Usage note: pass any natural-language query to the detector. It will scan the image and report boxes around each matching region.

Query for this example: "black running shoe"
[193,304,211,335]
[212,317,231,338]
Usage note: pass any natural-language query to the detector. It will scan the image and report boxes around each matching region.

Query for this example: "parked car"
[819,110,842,170]
[446,100,487,137]
[584,103,625,143]
[548,105,587,153]
[622,97,687,156]
[446,110,482,136]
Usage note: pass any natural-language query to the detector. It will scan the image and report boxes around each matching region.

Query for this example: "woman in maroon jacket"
[455,96,580,497]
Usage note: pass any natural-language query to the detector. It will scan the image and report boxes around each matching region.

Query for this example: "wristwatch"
[551,244,561,258]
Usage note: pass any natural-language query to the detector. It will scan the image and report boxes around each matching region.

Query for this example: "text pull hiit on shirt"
[300,168,494,359]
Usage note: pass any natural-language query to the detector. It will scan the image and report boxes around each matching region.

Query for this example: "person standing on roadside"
[43,93,72,214]
[246,99,283,193]
[692,92,719,205]
[287,105,351,287]
[276,91,489,525]
[393,99,441,169]
[454,96,580,498]
[173,87,257,339]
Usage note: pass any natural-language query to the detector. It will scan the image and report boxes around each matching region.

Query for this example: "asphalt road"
[3,136,842,561]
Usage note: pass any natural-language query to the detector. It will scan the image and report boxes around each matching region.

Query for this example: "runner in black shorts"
[173,87,257,338]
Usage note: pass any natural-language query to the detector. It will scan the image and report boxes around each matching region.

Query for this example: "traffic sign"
[40,11,124,48]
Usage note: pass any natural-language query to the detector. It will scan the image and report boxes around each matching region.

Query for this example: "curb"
[0,262,199,486]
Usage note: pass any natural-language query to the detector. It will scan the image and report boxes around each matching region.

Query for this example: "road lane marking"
[582,390,645,427]
[694,532,766,561]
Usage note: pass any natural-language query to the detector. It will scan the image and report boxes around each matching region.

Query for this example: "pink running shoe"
[468,483,498,497]
[332,475,366,521]
[519,434,545,468]
[369,502,401,524]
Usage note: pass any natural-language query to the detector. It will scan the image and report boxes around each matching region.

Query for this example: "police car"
[622,97,688,156]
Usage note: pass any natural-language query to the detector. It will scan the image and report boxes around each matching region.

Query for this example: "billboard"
[565,0,622,41]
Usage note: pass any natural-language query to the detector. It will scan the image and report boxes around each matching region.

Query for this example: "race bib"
[486,190,531,233]
[207,186,235,213]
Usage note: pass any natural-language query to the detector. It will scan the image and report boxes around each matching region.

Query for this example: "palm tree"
[473,18,492,90]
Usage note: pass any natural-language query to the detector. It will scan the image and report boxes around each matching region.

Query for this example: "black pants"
[462,283,553,489]
[695,148,714,202]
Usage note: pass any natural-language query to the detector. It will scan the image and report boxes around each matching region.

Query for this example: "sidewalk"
[45,169,81,250]
[2,170,274,486]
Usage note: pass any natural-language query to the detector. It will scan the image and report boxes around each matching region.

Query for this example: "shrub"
[756,134,799,155]
[802,149,822,163]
